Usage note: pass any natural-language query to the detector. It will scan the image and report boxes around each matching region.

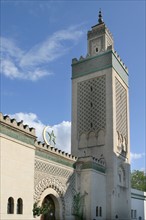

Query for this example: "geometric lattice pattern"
[116,78,127,137]
[77,75,106,136]
[34,159,76,217]
[35,160,73,180]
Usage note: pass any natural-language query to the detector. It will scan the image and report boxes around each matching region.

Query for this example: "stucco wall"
[131,189,146,220]
[0,133,35,220]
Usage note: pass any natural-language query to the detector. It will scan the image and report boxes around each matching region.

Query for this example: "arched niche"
[87,131,97,147]
[79,133,87,148]
[97,129,105,145]
[123,137,127,152]
[118,166,125,187]
[116,131,120,147]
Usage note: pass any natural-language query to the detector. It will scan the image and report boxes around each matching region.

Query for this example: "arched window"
[7,197,14,214]
[17,198,23,214]
[99,207,102,217]
[96,47,98,52]
[119,172,122,183]
[96,206,98,216]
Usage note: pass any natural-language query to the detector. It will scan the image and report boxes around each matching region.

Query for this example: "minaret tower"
[71,11,131,219]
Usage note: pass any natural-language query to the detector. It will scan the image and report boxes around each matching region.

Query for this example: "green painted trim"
[35,150,75,168]
[131,196,145,201]
[81,161,106,173]
[72,65,112,79]
[0,124,34,145]
[72,50,112,66]
[71,50,128,86]
[72,50,128,75]
[131,192,146,201]
[72,64,128,87]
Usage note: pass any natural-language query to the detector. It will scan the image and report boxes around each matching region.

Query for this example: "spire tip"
[98,9,103,24]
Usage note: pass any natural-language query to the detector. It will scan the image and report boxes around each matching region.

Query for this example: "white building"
[0,11,146,220]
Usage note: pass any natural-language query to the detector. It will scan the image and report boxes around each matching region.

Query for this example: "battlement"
[0,112,35,136]
[113,50,128,73]
[88,23,113,40]
[35,140,77,162]
[72,45,114,65]
[75,155,106,173]
[78,155,106,168]
[72,49,128,72]
[72,49,106,65]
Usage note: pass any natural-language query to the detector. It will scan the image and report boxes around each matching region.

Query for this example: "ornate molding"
[34,177,66,202]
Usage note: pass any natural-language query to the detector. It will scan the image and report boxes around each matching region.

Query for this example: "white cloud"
[1,59,22,79]
[130,152,145,161]
[0,25,84,81]
[1,37,24,59]
[19,26,83,67]
[53,121,71,153]
[9,112,71,153]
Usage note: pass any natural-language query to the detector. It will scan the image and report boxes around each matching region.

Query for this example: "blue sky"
[0,0,145,171]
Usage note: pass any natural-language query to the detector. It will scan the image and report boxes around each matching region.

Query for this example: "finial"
[98,9,103,24]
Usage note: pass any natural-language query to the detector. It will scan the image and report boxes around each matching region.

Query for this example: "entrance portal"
[41,195,56,220]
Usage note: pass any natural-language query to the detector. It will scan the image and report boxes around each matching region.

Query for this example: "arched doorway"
[41,195,56,220]
[39,187,64,220]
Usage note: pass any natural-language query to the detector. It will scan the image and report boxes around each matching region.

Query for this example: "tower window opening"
[99,207,102,216]
[90,86,93,91]
[119,173,122,183]
[96,47,98,52]
[7,197,14,214]
[96,206,98,216]
[17,198,23,214]
[90,102,93,107]
[91,122,93,128]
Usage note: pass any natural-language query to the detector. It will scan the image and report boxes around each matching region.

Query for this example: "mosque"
[0,11,146,220]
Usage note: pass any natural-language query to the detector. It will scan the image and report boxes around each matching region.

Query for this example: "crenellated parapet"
[74,155,106,174]
[113,50,128,73]
[80,155,106,167]
[88,23,113,41]
[0,112,77,164]
[72,54,90,64]
[0,112,36,146]
[35,140,77,163]
[0,112,35,135]
[72,48,128,86]
[72,49,128,72]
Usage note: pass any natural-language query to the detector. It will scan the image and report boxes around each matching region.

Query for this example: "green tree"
[131,170,146,191]
[32,201,52,218]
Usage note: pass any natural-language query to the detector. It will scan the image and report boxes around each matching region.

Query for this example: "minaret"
[87,10,114,56]
[71,11,131,219]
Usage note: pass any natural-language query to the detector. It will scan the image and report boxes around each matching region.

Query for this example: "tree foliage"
[72,192,85,220]
[32,201,52,218]
[131,170,146,191]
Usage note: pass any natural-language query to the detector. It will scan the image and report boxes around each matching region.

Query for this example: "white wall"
[131,189,146,220]
[0,133,35,220]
